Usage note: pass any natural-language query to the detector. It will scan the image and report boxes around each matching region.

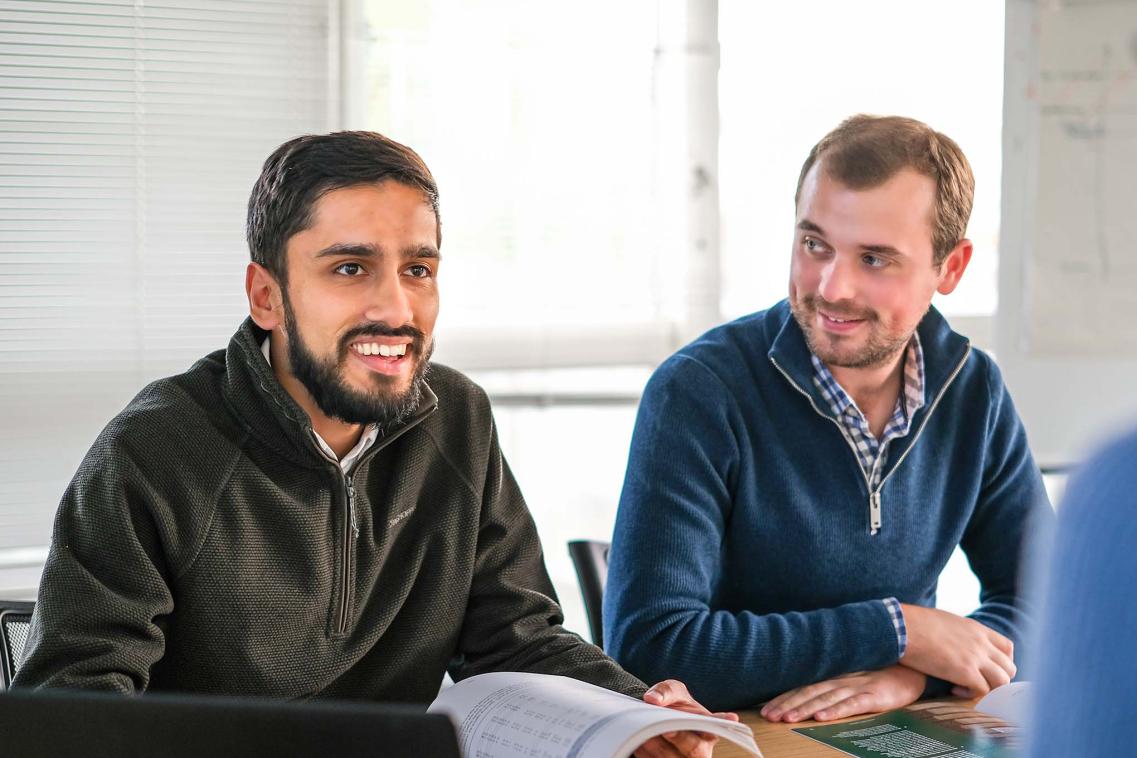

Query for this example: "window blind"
[0,0,333,567]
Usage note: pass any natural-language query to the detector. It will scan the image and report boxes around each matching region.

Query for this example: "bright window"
[719,0,1005,320]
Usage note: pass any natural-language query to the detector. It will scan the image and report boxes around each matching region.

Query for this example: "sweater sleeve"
[13,437,176,693]
[604,357,901,712]
[448,418,646,699]
[956,364,1054,674]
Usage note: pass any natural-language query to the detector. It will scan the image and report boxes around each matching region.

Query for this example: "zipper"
[770,343,971,536]
[303,401,439,637]
[306,431,359,636]
[770,355,874,491]
[338,473,356,635]
[347,477,359,537]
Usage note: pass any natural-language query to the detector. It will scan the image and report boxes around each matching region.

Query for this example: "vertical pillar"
[655,0,721,344]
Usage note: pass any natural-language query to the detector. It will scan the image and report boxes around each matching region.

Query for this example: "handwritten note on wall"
[1028,1,1137,355]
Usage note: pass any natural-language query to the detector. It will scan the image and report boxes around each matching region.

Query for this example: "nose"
[817,255,856,304]
[363,272,414,327]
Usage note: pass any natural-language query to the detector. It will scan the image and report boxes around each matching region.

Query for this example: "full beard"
[791,293,912,369]
[282,297,433,430]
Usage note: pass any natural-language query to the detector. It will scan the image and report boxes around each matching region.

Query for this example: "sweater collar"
[766,298,970,418]
[221,318,438,468]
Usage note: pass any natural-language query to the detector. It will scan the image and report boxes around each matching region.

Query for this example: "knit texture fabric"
[15,318,645,703]
[1027,429,1137,758]
[604,300,1053,711]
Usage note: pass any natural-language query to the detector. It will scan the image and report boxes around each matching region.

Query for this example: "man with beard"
[15,131,727,757]
[604,115,1054,717]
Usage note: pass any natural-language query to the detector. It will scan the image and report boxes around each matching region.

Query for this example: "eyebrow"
[313,242,441,261]
[797,219,905,257]
[861,243,904,257]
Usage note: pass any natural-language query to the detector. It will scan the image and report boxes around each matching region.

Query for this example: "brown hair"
[794,115,974,266]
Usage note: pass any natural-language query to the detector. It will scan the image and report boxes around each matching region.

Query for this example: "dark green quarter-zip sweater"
[15,319,645,703]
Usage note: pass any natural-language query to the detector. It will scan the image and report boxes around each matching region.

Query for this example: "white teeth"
[353,342,408,357]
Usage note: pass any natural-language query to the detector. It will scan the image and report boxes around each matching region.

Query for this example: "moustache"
[339,322,427,355]
[803,295,876,322]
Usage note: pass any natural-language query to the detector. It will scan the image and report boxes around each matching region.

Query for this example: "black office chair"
[567,540,609,649]
[1,600,34,690]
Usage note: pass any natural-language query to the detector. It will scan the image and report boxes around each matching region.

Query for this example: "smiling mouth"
[350,341,408,358]
[819,310,867,323]
[347,340,415,376]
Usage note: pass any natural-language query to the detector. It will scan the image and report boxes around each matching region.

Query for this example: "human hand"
[759,666,926,723]
[899,604,1016,696]
[634,680,738,758]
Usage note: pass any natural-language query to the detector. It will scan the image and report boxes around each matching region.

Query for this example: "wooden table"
[714,698,982,757]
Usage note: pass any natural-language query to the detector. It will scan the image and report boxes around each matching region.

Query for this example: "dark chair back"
[567,540,609,648]
[0,600,34,690]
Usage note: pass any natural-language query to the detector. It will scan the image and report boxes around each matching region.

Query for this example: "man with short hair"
[605,115,1054,718]
[16,132,726,757]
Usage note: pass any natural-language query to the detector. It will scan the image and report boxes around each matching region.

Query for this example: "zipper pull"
[869,490,882,536]
[347,476,359,537]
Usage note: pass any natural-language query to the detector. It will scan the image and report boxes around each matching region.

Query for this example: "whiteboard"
[999,0,1137,466]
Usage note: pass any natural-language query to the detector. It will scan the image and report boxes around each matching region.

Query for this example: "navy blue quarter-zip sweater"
[604,300,1052,711]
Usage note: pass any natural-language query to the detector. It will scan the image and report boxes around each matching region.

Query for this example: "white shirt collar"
[260,337,379,472]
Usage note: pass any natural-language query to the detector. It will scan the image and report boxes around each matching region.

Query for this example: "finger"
[644,680,689,708]
[634,737,669,758]
[662,729,717,757]
[760,691,797,718]
[814,692,876,721]
[960,669,991,697]
[763,681,840,720]
[979,658,1013,691]
[761,694,793,718]
[986,629,1014,657]
[712,711,740,722]
[635,736,684,758]
[951,685,973,698]
[990,647,1017,680]
[781,686,856,723]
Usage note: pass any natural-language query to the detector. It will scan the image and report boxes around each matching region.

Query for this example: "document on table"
[792,700,1020,758]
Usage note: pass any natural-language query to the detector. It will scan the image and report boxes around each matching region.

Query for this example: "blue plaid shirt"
[810,334,925,658]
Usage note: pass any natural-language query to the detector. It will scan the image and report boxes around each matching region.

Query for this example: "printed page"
[428,671,761,758]
[793,702,1020,758]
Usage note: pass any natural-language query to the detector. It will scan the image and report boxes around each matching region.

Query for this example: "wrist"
[892,664,927,696]
[883,598,908,659]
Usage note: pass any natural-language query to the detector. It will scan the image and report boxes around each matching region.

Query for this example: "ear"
[935,239,973,296]
[246,262,284,330]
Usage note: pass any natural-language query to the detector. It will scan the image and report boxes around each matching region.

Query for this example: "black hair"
[246,131,440,284]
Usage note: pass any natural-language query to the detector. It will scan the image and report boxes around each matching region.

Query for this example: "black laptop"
[0,688,461,757]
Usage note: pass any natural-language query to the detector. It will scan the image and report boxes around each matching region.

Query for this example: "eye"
[803,237,827,254]
[406,263,433,278]
[333,262,366,277]
[862,253,888,269]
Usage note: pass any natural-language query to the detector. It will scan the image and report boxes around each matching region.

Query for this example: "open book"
[428,671,762,758]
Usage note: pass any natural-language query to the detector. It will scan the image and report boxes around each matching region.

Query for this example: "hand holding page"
[428,672,762,758]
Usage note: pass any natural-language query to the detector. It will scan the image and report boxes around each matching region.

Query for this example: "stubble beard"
[281,291,433,430]
[791,293,913,369]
